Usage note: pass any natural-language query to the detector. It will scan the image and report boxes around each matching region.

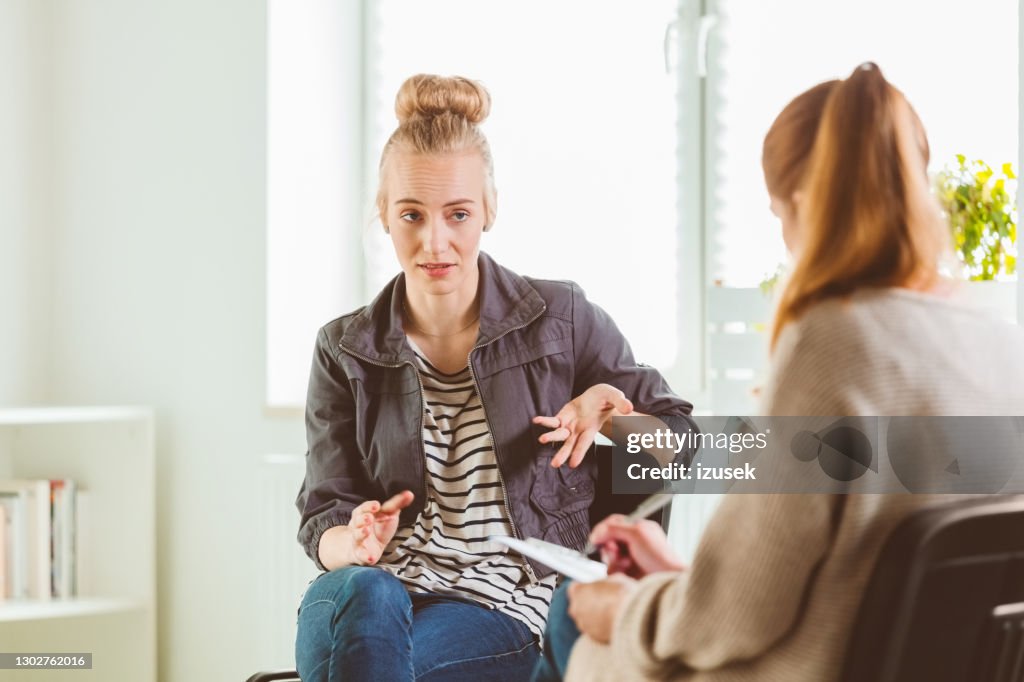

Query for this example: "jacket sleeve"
[606,493,839,676]
[570,282,696,428]
[295,326,379,571]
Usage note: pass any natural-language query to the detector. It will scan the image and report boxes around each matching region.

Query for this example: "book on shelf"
[50,479,77,599]
[0,478,79,601]
[0,490,27,599]
[0,480,50,600]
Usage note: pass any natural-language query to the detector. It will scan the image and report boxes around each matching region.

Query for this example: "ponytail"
[770,63,950,349]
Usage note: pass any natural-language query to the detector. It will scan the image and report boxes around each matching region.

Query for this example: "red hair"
[765,64,950,349]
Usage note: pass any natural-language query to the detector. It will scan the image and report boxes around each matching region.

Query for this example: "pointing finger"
[379,490,415,514]
[539,427,570,444]
[352,499,381,517]
[533,415,561,429]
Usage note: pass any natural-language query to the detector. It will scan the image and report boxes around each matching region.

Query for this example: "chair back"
[590,443,672,532]
[841,495,1024,682]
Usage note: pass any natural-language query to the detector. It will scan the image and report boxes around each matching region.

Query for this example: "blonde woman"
[535,63,1024,681]
[293,74,695,681]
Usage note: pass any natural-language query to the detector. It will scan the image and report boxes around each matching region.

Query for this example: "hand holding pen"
[587,494,687,579]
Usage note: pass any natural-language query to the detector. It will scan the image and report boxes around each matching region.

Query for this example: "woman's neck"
[403,287,480,337]
[902,270,957,299]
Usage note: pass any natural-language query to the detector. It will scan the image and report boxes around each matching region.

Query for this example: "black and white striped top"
[377,337,558,639]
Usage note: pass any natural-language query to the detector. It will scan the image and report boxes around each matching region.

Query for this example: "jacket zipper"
[341,303,548,585]
[337,345,429,523]
[467,305,547,584]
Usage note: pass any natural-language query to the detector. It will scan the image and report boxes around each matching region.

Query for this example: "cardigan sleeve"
[608,493,839,676]
[601,315,846,675]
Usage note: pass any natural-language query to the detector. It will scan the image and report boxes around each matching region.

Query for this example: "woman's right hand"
[318,490,415,569]
[590,514,686,579]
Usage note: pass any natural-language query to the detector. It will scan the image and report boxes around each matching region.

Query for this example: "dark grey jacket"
[296,251,696,578]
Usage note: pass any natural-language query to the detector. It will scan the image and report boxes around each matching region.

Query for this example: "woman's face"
[770,192,803,257]
[384,151,490,300]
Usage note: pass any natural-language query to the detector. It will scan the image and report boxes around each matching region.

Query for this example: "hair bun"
[395,74,491,125]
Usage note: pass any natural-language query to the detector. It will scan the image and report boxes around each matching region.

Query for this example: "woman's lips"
[420,263,455,278]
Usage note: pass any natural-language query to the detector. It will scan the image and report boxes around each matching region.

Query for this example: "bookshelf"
[0,407,155,682]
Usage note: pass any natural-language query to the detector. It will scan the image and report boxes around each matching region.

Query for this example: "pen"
[582,493,675,556]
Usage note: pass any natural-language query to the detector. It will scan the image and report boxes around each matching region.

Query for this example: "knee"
[335,566,406,602]
[303,566,408,611]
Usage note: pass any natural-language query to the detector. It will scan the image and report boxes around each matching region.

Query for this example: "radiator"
[257,453,320,671]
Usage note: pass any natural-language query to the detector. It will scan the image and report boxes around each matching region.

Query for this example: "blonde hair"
[376,74,497,229]
[767,63,951,349]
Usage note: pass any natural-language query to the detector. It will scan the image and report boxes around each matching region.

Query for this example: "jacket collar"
[339,250,547,364]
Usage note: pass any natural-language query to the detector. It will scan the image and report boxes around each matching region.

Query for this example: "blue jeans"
[531,579,580,681]
[295,566,540,681]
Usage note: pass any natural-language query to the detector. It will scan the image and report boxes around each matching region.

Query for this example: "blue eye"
[400,211,420,222]
[451,210,470,222]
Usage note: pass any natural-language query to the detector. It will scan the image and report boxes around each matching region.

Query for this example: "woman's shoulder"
[787,286,1024,352]
[317,271,405,349]
[321,306,367,329]
[316,305,371,351]
[521,274,576,302]
[516,275,581,323]
[520,275,617,322]
[766,286,1024,414]
[783,284,999,327]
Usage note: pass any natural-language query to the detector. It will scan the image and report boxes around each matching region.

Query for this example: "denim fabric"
[296,566,540,682]
[531,580,580,682]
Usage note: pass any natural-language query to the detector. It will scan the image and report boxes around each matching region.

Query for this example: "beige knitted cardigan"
[566,288,1024,682]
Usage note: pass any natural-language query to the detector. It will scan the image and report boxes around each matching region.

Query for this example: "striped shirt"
[377,337,557,639]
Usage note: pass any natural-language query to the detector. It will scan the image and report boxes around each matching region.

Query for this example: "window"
[269,0,684,407]
[365,0,682,368]
[268,1,1020,410]
[706,0,1019,286]
[701,0,1019,413]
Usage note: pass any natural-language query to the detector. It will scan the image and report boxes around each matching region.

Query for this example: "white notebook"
[489,536,608,583]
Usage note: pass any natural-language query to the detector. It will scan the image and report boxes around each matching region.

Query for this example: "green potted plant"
[934,155,1018,320]
[934,155,1017,281]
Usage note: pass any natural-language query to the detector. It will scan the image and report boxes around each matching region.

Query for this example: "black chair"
[246,672,301,682]
[841,495,1024,682]
[246,444,669,681]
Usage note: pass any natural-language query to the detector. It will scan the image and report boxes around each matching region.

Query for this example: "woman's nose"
[422,218,449,255]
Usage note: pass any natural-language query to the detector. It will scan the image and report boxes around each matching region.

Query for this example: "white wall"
[37,1,306,679]
[0,0,52,405]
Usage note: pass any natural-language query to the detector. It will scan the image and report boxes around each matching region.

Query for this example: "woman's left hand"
[567,574,639,644]
[533,383,633,467]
